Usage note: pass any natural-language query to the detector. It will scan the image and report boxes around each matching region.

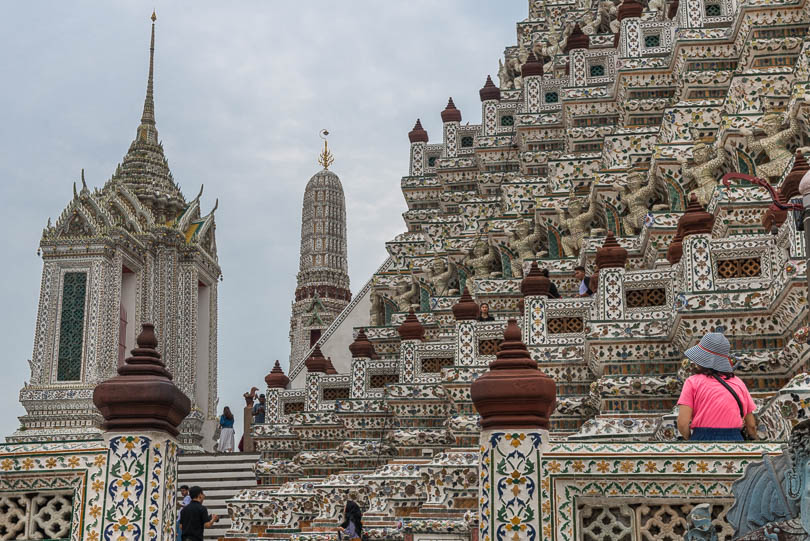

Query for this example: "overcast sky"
[0,2,526,441]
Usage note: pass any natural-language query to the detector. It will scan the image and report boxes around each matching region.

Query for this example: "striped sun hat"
[685,332,733,373]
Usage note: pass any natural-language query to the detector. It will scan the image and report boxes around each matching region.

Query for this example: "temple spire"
[141,11,157,127]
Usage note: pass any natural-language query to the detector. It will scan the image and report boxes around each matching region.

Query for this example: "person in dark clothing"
[338,500,363,541]
[574,266,593,297]
[477,302,495,321]
[540,268,561,299]
[179,486,219,541]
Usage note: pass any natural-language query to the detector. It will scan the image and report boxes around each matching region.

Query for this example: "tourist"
[177,485,191,538]
[574,266,592,297]
[676,332,757,441]
[477,302,495,321]
[540,268,560,299]
[253,394,266,424]
[217,407,235,453]
[180,486,219,541]
[337,500,363,541]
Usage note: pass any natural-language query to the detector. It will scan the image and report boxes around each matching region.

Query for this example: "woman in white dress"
[217,407,235,452]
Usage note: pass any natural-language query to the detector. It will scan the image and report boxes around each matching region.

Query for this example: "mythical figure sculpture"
[393,275,419,312]
[498,59,513,89]
[727,418,810,540]
[557,192,600,257]
[369,291,385,326]
[243,387,259,407]
[507,219,545,277]
[685,504,717,541]
[618,172,661,234]
[426,257,457,296]
[741,109,800,180]
[463,237,498,279]
[679,142,726,207]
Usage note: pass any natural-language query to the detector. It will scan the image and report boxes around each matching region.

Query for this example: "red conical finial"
[666,230,684,264]
[564,23,590,52]
[304,345,330,373]
[479,75,501,101]
[470,319,557,429]
[595,232,628,269]
[521,262,551,297]
[521,53,544,77]
[408,118,429,143]
[397,308,425,341]
[265,360,290,389]
[441,98,462,123]
[93,323,191,436]
[349,328,376,358]
[618,0,644,20]
[452,287,479,321]
[677,194,715,239]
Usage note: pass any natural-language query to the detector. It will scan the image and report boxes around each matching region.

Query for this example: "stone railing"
[0,492,73,540]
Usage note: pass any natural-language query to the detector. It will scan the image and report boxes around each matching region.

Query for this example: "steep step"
[178,452,260,541]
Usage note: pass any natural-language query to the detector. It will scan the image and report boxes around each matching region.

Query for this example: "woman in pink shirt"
[677,332,757,441]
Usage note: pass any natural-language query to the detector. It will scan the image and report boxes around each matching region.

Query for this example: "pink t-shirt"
[677,374,756,429]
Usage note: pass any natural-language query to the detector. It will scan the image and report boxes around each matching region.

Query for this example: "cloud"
[0,1,525,440]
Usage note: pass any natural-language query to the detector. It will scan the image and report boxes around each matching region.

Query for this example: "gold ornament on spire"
[151,9,156,22]
[318,129,335,169]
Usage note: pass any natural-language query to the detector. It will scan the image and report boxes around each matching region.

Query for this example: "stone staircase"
[178,452,260,540]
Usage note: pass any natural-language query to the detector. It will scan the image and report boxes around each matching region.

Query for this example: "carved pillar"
[398,308,425,382]
[92,323,191,541]
[595,233,629,320]
[453,288,479,365]
[521,262,551,346]
[480,76,501,135]
[521,54,543,113]
[677,195,715,292]
[441,98,462,158]
[471,320,556,541]
[408,119,429,176]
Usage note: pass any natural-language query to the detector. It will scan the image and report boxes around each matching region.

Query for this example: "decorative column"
[614,0,644,50]
[398,308,425,382]
[92,323,191,541]
[480,76,501,136]
[252,360,290,453]
[441,98,462,158]
[678,194,716,292]
[594,233,629,320]
[799,171,810,293]
[521,54,543,113]
[305,345,334,411]
[471,320,556,541]
[408,119,429,176]
[520,262,550,346]
[452,288,479,366]
[349,328,376,398]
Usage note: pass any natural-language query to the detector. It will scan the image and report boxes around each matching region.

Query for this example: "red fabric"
[678,374,756,428]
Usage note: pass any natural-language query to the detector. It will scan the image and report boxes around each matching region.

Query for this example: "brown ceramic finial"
[564,23,590,52]
[441,97,462,123]
[595,232,628,269]
[324,356,338,375]
[676,194,715,239]
[93,323,191,436]
[521,262,551,297]
[780,151,808,201]
[618,0,644,20]
[304,345,330,373]
[452,287,479,321]
[265,360,290,389]
[349,328,376,358]
[479,75,501,102]
[666,230,684,264]
[668,0,680,18]
[470,319,557,429]
[398,308,425,341]
[521,53,544,78]
[408,119,429,144]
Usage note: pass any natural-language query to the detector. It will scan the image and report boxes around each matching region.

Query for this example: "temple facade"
[9,13,221,452]
[288,143,351,378]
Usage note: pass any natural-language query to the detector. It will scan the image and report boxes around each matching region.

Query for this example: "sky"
[0,1,527,441]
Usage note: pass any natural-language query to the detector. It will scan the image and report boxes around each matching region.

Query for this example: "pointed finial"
[318,129,335,169]
[195,184,204,201]
[81,169,88,191]
[140,12,157,128]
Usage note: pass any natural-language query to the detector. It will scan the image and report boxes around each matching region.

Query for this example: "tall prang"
[288,138,351,376]
[10,13,221,452]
